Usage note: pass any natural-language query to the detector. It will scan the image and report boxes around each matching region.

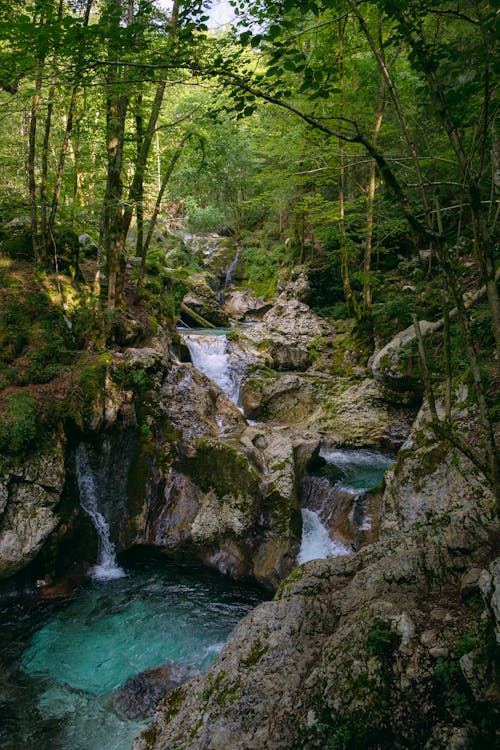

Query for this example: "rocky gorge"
[0,241,498,750]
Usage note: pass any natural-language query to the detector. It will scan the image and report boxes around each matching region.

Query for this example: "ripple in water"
[0,560,264,750]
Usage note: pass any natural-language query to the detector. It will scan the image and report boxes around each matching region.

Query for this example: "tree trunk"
[28,68,43,263]
[137,134,190,294]
[338,19,361,320]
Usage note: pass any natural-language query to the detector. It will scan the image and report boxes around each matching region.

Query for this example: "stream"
[0,332,396,750]
[0,557,264,750]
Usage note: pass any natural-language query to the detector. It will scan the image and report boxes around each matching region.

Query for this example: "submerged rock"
[113,664,194,720]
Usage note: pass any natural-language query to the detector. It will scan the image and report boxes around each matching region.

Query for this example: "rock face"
[241,370,414,448]
[133,409,499,750]
[127,362,305,588]
[181,273,230,327]
[235,296,327,371]
[0,446,66,578]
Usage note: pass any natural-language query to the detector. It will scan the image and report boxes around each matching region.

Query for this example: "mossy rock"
[179,438,260,499]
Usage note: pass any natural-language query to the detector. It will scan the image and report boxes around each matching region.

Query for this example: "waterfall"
[224,247,241,289]
[182,332,247,406]
[298,448,394,565]
[297,509,349,564]
[75,445,125,580]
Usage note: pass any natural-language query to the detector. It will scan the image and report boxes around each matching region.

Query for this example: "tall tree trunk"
[103,89,128,307]
[136,134,190,294]
[135,91,144,260]
[338,18,361,320]
[364,72,386,314]
[28,68,43,263]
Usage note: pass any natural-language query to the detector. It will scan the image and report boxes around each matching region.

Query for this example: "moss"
[365,619,400,663]
[139,724,158,749]
[276,564,308,597]
[162,686,186,724]
[179,438,260,499]
[239,637,269,667]
[262,489,302,537]
[0,391,39,455]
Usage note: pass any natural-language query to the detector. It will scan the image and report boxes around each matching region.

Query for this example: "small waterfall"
[224,247,241,289]
[298,448,394,565]
[183,332,247,406]
[75,445,125,580]
[297,509,349,564]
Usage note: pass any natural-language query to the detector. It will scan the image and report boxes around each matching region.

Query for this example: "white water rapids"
[182,330,248,407]
[75,444,125,580]
[297,509,350,564]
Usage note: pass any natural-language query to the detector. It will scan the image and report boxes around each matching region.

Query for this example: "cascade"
[297,509,349,564]
[298,448,394,564]
[182,330,248,407]
[75,444,125,580]
[224,246,241,288]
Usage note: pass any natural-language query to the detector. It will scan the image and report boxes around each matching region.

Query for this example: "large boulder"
[124,362,303,588]
[241,369,415,449]
[0,446,66,578]
[235,296,328,372]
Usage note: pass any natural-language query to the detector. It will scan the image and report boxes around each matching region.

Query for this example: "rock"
[370,320,440,392]
[311,377,415,446]
[241,372,315,423]
[223,290,271,320]
[241,370,415,448]
[479,558,500,644]
[460,567,483,600]
[0,446,66,579]
[134,412,499,750]
[380,399,496,539]
[236,297,326,372]
[123,347,167,370]
[158,363,246,449]
[113,664,194,720]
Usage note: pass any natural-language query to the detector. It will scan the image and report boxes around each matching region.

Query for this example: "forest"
[0,0,497,483]
[0,2,498,749]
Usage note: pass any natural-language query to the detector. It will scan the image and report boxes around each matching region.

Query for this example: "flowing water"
[0,558,265,750]
[75,444,125,581]
[182,329,249,407]
[224,247,241,288]
[298,448,394,564]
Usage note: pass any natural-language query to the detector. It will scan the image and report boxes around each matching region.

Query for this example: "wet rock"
[113,663,194,720]
[223,290,271,320]
[134,410,498,750]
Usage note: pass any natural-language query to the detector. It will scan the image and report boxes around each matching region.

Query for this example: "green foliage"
[365,619,400,662]
[0,391,39,455]
[244,242,289,299]
[0,280,77,388]
[184,197,226,233]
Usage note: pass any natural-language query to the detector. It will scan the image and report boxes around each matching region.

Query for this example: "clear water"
[318,448,394,491]
[298,449,394,564]
[0,558,264,750]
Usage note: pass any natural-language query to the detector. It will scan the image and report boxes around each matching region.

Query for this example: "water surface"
[0,558,264,750]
